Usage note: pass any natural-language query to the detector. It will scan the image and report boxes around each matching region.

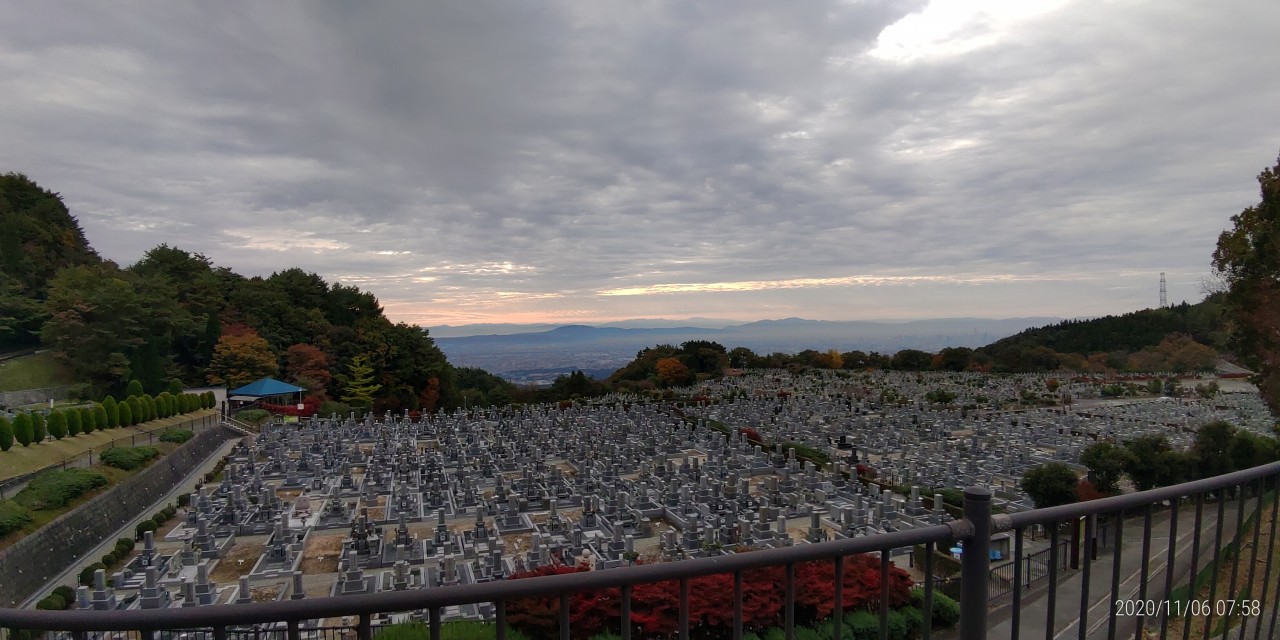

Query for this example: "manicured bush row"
[13,469,108,510]
[99,445,159,470]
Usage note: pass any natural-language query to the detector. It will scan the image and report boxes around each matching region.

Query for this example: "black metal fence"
[2,461,1278,640]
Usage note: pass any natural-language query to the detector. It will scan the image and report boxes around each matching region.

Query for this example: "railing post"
[958,486,991,640]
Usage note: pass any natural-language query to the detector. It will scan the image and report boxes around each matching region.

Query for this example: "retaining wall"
[0,425,238,606]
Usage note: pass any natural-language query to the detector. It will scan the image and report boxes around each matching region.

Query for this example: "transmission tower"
[1159,272,1167,308]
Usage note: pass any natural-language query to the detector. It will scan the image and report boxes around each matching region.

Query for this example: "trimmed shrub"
[900,606,925,639]
[102,396,119,427]
[13,413,33,447]
[47,411,68,440]
[36,595,66,610]
[156,392,171,418]
[159,429,194,443]
[136,520,158,538]
[14,469,109,510]
[0,499,33,536]
[205,390,216,408]
[101,551,118,566]
[93,404,107,431]
[178,493,191,508]
[0,415,14,451]
[236,409,270,425]
[116,537,135,552]
[846,610,879,640]
[117,400,133,427]
[318,400,354,418]
[79,562,107,586]
[374,621,530,640]
[126,379,144,398]
[100,446,159,470]
[31,412,47,443]
[52,585,76,607]
[168,378,183,396]
[911,588,960,629]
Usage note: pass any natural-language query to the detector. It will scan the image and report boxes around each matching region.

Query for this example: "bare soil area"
[300,533,344,574]
[210,542,265,582]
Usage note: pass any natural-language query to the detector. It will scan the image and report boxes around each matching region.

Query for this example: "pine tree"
[13,413,34,447]
[47,411,67,440]
[340,353,382,411]
[0,416,13,451]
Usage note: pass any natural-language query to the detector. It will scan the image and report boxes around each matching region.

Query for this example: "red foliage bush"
[737,427,764,444]
[260,394,324,417]
[505,553,912,639]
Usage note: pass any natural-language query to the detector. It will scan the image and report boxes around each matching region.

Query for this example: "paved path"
[986,496,1264,639]
[19,432,242,608]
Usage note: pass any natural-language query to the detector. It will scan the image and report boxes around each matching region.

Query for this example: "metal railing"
[2,461,1278,640]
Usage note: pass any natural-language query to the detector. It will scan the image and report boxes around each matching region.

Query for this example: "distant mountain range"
[431,317,1061,382]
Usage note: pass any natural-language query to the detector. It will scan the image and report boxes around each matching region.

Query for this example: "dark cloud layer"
[2,1,1277,325]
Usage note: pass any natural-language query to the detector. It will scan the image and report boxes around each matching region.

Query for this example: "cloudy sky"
[2,1,1277,327]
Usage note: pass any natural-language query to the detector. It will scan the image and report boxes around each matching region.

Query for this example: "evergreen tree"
[168,378,183,396]
[47,411,67,440]
[13,413,34,447]
[1021,463,1079,508]
[68,407,84,436]
[340,353,382,410]
[126,379,144,398]
[92,405,107,431]
[0,416,13,450]
[102,396,119,428]
[117,401,133,427]
[126,396,142,424]
[31,412,47,443]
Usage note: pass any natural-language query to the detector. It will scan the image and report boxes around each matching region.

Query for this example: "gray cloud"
[1,0,1276,324]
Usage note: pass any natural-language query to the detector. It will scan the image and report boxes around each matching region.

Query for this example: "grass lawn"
[0,409,218,480]
[0,351,77,392]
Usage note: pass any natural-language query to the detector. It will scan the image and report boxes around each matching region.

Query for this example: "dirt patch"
[210,542,265,582]
[250,583,285,602]
[276,489,303,500]
[300,534,344,574]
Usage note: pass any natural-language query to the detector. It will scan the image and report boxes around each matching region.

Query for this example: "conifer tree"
[126,379,144,398]
[117,401,133,427]
[68,407,84,436]
[0,416,13,451]
[47,411,67,440]
[31,412,47,443]
[13,413,34,447]
[102,396,119,428]
[93,404,107,431]
[340,353,382,411]
[168,378,183,396]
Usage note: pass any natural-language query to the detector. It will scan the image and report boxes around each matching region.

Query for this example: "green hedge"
[159,428,194,443]
[13,469,108,510]
[99,445,159,470]
[0,499,33,536]
[374,622,530,640]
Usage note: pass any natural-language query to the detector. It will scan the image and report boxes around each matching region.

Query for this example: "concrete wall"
[0,425,238,606]
[0,385,85,410]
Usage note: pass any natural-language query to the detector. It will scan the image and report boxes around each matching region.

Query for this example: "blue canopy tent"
[228,378,305,410]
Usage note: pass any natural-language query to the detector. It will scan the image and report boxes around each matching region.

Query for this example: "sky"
[2,1,1278,328]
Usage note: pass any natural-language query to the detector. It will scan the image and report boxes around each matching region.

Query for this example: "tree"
[1079,442,1135,495]
[339,353,381,410]
[1122,435,1176,491]
[92,405,107,431]
[0,416,13,451]
[206,329,278,388]
[656,357,692,387]
[1213,152,1280,415]
[47,411,67,440]
[69,407,85,435]
[168,378,183,396]
[285,343,331,395]
[13,413,33,447]
[31,412,46,444]
[890,349,933,371]
[1021,463,1080,508]
[1192,420,1238,478]
[102,396,119,428]
[126,397,143,425]
[126,379,144,398]
[117,400,133,427]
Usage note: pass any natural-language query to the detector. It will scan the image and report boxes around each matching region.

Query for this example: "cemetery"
[66,370,1274,630]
